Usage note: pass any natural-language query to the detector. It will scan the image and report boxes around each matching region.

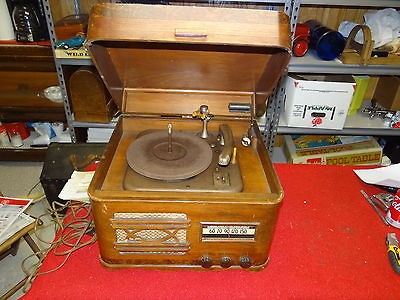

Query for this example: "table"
[23,164,400,299]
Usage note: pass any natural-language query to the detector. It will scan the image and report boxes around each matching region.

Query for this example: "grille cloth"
[113,212,189,255]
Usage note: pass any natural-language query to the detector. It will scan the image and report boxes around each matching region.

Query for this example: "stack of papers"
[0,213,35,245]
[58,171,95,203]
[0,197,32,241]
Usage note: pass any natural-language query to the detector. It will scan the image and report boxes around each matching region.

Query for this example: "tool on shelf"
[362,105,400,128]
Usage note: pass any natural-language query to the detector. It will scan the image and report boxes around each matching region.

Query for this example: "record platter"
[87,3,291,270]
[124,112,243,192]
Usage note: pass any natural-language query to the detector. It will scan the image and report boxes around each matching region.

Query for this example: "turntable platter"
[126,130,213,181]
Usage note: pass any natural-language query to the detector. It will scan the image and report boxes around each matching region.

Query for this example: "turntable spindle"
[168,123,173,153]
[192,105,213,139]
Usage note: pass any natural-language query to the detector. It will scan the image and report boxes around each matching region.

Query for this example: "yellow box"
[347,76,370,115]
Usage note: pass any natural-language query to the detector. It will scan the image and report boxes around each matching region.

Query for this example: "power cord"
[25,181,46,204]
[21,200,96,293]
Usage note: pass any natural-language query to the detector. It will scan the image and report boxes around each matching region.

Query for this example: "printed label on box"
[283,75,355,130]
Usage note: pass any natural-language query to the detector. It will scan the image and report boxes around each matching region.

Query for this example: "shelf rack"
[41,0,400,152]
[41,0,296,145]
[265,0,400,150]
[289,52,400,75]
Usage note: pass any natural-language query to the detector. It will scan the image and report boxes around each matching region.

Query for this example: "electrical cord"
[21,200,97,293]
[25,181,46,203]
[10,180,46,203]
[2,173,96,293]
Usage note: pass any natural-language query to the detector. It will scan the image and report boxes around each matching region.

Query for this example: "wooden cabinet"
[0,44,65,161]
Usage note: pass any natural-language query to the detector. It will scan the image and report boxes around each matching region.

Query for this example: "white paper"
[0,213,35,245]
[58,171,95,203]
[0,197,32,239]
[353,163,400,188]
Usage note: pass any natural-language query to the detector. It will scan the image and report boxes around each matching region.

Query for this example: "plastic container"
[4,122,30,140]
[305,20,345,61]
[9,130,23,147]
[0,125,11,147]
[292,23,310,57]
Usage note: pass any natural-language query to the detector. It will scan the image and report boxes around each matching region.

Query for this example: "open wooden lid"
[86,3,291,117]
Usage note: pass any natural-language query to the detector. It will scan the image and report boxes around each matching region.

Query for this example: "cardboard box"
[283,135,382,165]
[373,76,400,111]
[283,75,356,129]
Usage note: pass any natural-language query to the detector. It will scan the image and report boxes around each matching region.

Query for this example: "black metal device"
[6,0,48,42]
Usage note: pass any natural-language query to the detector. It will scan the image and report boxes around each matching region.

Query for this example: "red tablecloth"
[24,164,400,299]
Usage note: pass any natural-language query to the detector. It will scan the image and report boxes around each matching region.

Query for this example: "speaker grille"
[111,212,190,255]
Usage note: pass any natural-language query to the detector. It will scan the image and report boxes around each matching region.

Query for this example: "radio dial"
[239,256,252,268]
[200,256,213,268]
[220,256,232,268]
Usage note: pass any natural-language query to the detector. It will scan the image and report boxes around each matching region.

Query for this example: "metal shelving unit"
[41,0,295,146]
[41,0,400,151]
[299,0,400,7]
[55,58,93,66]
[272,0,400,142]
[289,52,400,75]
[42,0,78,142]
[42,0,116,142]
[279,110,400,136]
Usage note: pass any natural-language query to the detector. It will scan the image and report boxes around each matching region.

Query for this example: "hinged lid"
[86,3,291,118]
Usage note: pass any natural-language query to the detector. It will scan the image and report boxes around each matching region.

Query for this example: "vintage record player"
[87,3,291,270]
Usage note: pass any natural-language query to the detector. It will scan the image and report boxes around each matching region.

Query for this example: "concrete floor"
[0,162,55,299]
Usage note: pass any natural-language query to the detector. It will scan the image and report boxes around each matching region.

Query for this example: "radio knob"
[220,256,232,268]
[200,256,213,268]
[239,256,252,268]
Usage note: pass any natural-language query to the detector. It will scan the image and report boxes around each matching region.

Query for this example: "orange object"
[54,14,88,40]
[293,23,310,57]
